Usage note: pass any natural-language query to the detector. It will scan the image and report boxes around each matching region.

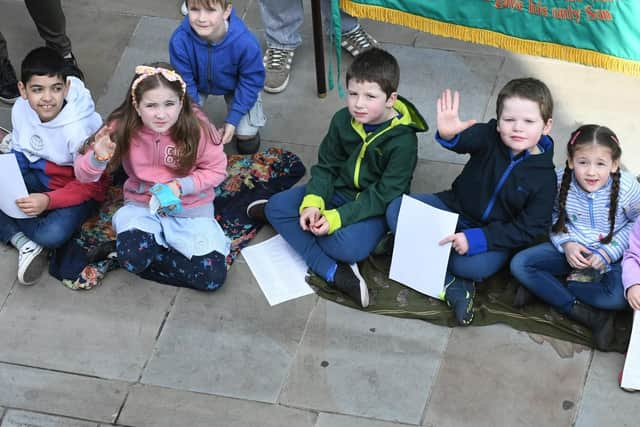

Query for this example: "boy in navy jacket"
[170,0,266,154]
[386,78,556,326]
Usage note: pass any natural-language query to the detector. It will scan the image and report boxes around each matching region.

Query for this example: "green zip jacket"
[301,96,428,233]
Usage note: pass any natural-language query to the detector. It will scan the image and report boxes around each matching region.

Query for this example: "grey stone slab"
[1,410,99,427]
[63,6,140,99]
[411,159,463,194]
[389,44,503,164]
[0,245,17,303]
[0,362,126,423]
[424,325,591,427]
[68,0,183,19]
[0,269,177,381]
[0,107,11,130]
[317,413,416,427]
[95,16,179,116]
[120,384,317,427]
[142,261,317,402]
[280,300,449,424]
[491,55,640,173]
[575,351,638,427]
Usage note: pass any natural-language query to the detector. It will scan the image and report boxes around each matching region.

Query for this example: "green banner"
[341,0,640,75]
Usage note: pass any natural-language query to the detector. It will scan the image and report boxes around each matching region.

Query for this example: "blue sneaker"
[444,273,475,326]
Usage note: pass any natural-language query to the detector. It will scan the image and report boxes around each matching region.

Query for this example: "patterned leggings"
[116,229,227,291]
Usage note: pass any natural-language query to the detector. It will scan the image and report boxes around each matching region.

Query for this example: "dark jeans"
[117,229,227,291]
[0,169,95,249]
[386,193,510,282]
[1,0,71,61]
[510,242,627,313]
[265,185,387,280]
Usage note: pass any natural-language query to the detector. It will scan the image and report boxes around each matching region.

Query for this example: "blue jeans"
[386,193,510,282]
[510,242,627,313]
[259,0,358,49]
[265,185,387,280]
[0,168,96,248]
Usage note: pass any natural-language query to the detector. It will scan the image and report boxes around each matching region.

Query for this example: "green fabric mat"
[308,255,632,353]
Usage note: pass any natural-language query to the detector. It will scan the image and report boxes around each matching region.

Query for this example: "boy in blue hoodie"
[169,0,266,154]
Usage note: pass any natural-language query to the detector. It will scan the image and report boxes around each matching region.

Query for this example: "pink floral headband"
[131,65,187,106]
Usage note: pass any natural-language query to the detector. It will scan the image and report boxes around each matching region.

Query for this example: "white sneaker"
[17,240,48,285]
[180,1,188,16]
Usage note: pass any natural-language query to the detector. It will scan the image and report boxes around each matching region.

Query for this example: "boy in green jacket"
[249,48,427,307]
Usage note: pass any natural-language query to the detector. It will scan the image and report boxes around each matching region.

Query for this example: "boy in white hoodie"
[0,47,107,285]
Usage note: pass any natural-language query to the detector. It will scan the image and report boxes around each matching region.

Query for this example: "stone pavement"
[1,0,639,425]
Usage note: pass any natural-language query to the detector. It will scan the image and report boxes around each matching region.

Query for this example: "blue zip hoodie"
[169,8,265,127]
[435,119,557,255]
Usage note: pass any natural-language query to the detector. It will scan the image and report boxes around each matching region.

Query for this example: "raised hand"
[436,89,477,140]
[93,124,116,160]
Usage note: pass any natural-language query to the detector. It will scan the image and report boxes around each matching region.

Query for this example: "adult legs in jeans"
[265,185,386,280]
[259,0,358,50]
[117,229,228,291]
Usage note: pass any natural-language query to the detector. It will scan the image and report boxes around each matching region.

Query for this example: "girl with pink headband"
[73,62,230,291]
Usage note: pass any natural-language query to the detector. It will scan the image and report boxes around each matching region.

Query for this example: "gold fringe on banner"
[341,0,640,77]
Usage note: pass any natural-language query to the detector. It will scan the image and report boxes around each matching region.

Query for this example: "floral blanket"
[51,148,305,290]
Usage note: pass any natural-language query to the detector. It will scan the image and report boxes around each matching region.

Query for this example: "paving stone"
[0,269,177,381]
[387,44,504,165]
[281,300,449,424]
[0,363,126,423]
[0,245,17,303]
[141,261,317,402]
[492,55,640,173]
[119,384,317,427]
[95,16,179,117]
[424,325,591,427]
[411,159,463,194]
[316,413,417,427]
[575,351,638,427]
[1,410,98,427]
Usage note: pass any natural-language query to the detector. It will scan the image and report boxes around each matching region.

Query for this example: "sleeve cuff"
[299,194,325,214]
[177,176,194,195]
[89,151,110,169]
[463,227,488,256]
[435,131,460,149]
[323,209,342,235]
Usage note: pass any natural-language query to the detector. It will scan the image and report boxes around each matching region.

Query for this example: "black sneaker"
[86,240,117,263]
[246,199,269,223]
[236,133,260,155]
[444,272,475,326]
[512,285,536,309]
[63,52,85,81]
[332,262,369,308]
[0,58,19,104]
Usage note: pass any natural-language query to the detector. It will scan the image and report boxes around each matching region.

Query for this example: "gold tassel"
[340,0,640,77]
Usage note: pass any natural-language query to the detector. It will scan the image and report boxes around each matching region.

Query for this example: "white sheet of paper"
[0,153,29,219]
[389,195,458,299]
[242,234,314,306]
[621,310,640,390]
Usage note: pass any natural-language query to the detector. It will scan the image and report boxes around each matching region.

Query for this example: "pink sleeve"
[74,149,108,183]
[622,221,640,295]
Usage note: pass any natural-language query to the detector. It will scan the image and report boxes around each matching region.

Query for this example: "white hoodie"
[11,76,102,166]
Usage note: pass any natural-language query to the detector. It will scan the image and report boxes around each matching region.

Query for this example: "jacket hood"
[180,8,247,47]
[351,95,428,137]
